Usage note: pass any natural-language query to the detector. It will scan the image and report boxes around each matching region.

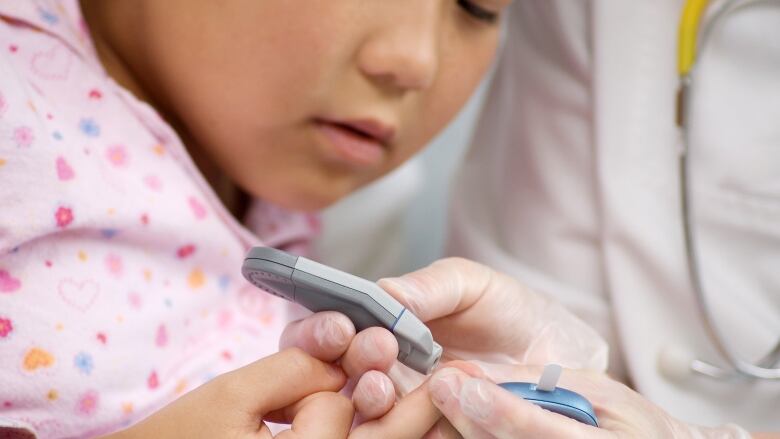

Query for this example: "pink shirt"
[0,1,319,437]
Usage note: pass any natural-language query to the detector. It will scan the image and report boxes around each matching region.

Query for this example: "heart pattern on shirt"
[31,45,72,80]
[0,270,21,293]
[147,371,159,389]
[188,197,208,220]
[58,279,100,312]
[23,347,55,371]
[56,156,75,181]
[155,324,168,347]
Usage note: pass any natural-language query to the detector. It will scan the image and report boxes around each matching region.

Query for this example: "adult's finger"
[378,258,499,323]
[427,368,492,439]
[212,347,346,417]
[279,311,355,362]
[275,392,354,439]
[457,361,606,403]
[429,367,608,439]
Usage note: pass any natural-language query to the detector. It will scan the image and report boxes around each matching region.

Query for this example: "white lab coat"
[449,0,780,430]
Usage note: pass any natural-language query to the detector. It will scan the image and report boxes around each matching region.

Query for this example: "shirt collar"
[0,0,102,70]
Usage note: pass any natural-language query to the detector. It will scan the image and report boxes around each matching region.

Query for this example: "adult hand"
[280,256,611,431]
[378,258,608,372]
[426,362,753,439]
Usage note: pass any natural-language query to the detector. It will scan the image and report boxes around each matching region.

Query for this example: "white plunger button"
[536,363,562,392]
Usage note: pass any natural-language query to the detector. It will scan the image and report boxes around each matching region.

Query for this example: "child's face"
[94,0,508,210]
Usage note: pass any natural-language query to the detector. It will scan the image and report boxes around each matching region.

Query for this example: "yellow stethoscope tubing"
[677,0,780,380]
[678,0,710,76]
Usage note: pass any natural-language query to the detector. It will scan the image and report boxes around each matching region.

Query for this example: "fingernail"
[429,368,461,406]
[315,315,347,350]
[360,332,385,363]
[460,378,493,422]
[380,278,425,316]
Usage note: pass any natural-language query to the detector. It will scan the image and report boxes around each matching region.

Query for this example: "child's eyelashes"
[457,0,500,24]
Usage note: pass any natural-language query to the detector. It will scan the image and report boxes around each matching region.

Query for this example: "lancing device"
[242,246,443,374]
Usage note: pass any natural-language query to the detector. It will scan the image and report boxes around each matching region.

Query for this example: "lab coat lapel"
[589,0,780,425]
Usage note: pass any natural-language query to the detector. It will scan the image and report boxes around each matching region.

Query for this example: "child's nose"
[357,7,439,92]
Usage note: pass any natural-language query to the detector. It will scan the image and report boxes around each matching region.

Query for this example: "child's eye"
[457,0,499,24]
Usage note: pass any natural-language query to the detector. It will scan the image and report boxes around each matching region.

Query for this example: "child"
[0,0,506,437]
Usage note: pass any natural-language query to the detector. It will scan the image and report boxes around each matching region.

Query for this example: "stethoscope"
[669,0,780,380]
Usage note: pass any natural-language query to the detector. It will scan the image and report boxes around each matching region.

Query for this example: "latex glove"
[377,257,609,394]
[427,362,752,439]
[279,311,399,420]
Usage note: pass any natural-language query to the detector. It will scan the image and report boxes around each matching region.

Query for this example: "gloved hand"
[280,256,609,430]
[426,362,752,439]
[377,257,608,395]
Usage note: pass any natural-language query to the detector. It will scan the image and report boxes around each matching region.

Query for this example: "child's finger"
[350,379,441,439]
[279,311,356,362]
[214,347,346,417]
[264,370,393,425]
[274,392,355,439]
[422,417,465,439]
[340,327,398,378]
[352,370,396,421]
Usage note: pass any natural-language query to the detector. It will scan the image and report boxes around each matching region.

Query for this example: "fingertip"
[427,369,493,438]
[353,370,396,420]
[458,378,495,424]
[280,312,356,362]
[428,368,467,409]
[378,278,426,318]
[343,327,399,377]
[314,311,355,353]
[360,327,399,367]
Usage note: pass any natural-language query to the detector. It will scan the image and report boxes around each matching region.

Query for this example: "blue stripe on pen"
[391,308,406,332]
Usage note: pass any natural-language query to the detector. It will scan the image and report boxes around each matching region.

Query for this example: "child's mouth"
[314,118,395,168]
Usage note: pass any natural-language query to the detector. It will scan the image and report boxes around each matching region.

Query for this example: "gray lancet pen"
[242,246,443,374]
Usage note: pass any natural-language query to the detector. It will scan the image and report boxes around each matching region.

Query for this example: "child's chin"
[242,173,363,212]
[264,187,351,213]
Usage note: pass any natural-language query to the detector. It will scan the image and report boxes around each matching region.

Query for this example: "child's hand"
[106,346,455,438]
[280,311,400,420]
[106,348,354,438]
[280,313,463,438]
